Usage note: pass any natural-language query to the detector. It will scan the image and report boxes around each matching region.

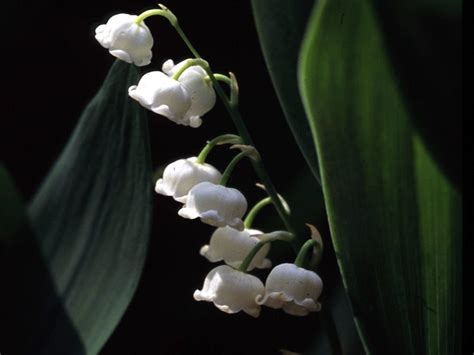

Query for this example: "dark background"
[1,0,337,354]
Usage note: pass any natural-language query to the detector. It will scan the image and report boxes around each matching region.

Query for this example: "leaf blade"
[298,0,461,354]
[28,60,152,354]
[0,165,85,355]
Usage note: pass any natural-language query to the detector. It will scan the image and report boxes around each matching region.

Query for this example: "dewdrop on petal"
[194,265,264,318]
[155,157,222,202]
[128,71,196,126]
[200,226,271,271]
[178,182,247,230]
[256,263,323,316]
[95,13,153,66]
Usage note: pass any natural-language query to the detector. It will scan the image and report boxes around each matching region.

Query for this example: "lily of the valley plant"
[95,3,324,318]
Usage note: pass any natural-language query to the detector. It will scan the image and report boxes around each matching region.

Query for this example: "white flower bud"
[155,157,221,202]
[128,71,196,126]
[178,182,247,230]
[194,265,264,317]
[200,227,271,270]
[95,14,153,67]
[256,263,323,316]
[163,59,216,125]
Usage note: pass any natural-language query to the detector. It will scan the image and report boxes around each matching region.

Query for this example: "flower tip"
[128,85,138,95]
[215,304,234,314]
[199,244,210,257]
[162,59,175,74]
[154,178,168,195]
[109,49,132,64]
[245,307,261,318]
[189,116,202,128]
[229,219,245,231]
[259,258,272,269]
[151,104,175,119]
[178,207,198,219]
[193,289,206,301]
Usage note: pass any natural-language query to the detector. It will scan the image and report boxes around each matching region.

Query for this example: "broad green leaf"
[251,0,321,183]
[0,166,85,355]
[371,0,461,189]
[299,0,461,354]
[28,60,152,355]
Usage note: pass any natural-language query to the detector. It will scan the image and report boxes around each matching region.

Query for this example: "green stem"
[229,72,239,107]
[196,134,241,164]
[238,231,293,272]
[210,76,296,246]
[167,7,297,250]
[219,152,246,186]
[244,197,272,229]
[135,8,176,26]
[211,74,231,86]
[174,24,201,58]
[294,239,319,268]
[171,58,209,80]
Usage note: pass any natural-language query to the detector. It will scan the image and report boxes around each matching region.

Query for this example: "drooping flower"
[193,265,264,317]
[162,59,216,126]
[155,157,221,202]
[200,226,271,270]
[256,263,323,316]
[128,71,197,126]
[95,13,153,66]
[178,182,247,230]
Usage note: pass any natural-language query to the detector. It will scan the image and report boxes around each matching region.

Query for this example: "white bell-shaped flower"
[129,71,199,126]
[155,157,221,203]
[200,227,271,270]
[194,265,264,317]
[256,263,323,316]
[162,59,216,127]
[178,182,247,230]
[95,14,153,67]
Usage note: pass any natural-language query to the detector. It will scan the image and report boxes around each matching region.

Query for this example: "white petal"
[282,303,311,317]
[194,265,264,317]
[180,182,247,229]
[109,49,132,63]
[162,59,175,74]
[258,263,323,316]
[200,210,227,228]
[188,115,203,128]
[178,206,200,219]
[155,157,221,201]
[151,104,174,119]
[95,13,154,66]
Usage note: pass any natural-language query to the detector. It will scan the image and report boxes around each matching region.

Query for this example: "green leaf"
[371,0,461,189]
[28,60,152,355]
[251,0,321,183]
[299,0,461,354]
[1,165,85,355]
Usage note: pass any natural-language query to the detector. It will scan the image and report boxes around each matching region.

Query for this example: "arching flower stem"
[244,197,272,229]
[219,152,247,186]
[294,239,322,268]
[238,231,294,272]
[196,134,242,164]
[171,58,210,80]
[135,8,177,27]
[210,74,232,85]
[206,61,297,248]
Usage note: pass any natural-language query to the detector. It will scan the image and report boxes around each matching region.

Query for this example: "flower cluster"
[94,4,324,319]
